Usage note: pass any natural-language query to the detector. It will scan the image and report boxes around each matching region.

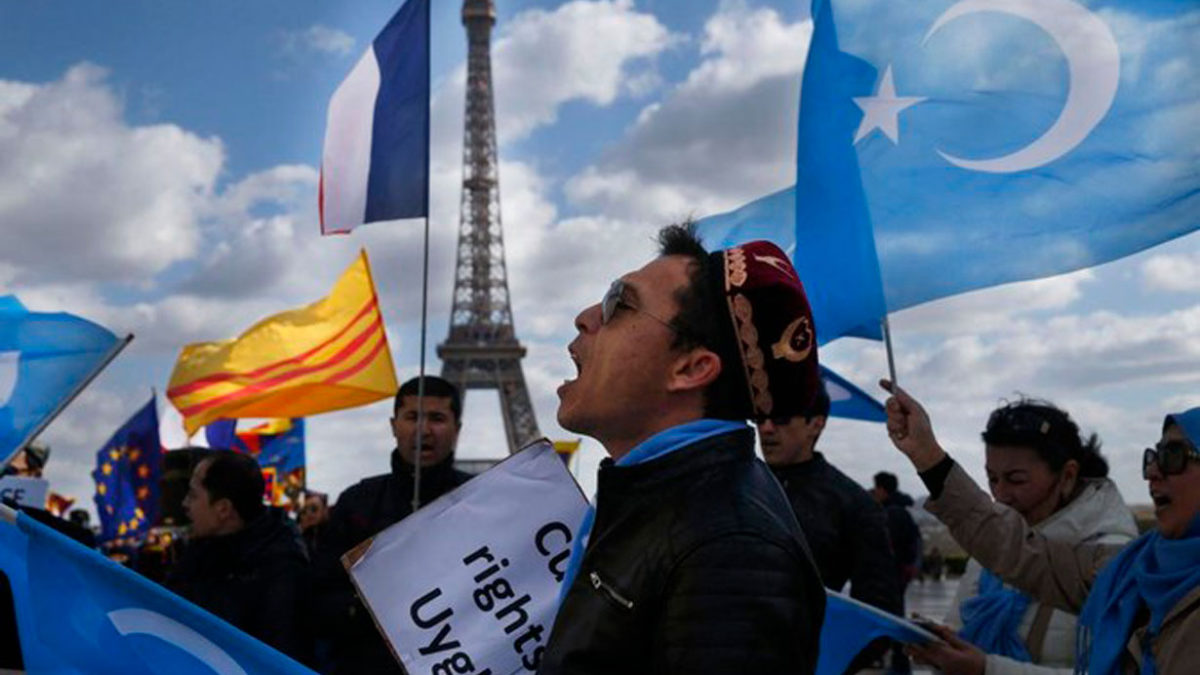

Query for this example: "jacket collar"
[597,427,756,495]
[390,448,459,485]
[769,451,827,480]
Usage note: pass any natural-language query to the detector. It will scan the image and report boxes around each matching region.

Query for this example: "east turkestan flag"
[167,251,398,435]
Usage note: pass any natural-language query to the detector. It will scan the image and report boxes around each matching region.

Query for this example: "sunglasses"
[1143,439,1200,479]
[600,279,679,333]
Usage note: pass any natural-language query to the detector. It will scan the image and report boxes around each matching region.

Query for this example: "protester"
[312,375,472,674]
[883,382,1200,674]
[758,383,902,670]
[540,225,826,674]
[871,470,923,673]
[942,399,1137,674]
[299,491,330,558]
[167,451,309,662]
[3,443,49,478]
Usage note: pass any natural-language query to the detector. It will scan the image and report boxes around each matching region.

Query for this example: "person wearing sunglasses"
[540,225,826,675]
[882,383,1200,674]
[923,399,1137,675]
[757,385,904,669]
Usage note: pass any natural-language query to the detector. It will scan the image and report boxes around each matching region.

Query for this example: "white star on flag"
[853,65,926,144]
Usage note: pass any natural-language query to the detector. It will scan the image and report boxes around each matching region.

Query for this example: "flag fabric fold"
[699,0,1199,342]
[320,0,430,234]
[821,365,885,423]
[92,396,162,544]
[0,506,315,674]
[817,591,937,675]
[0,296,122,465]
[167,251,398,435]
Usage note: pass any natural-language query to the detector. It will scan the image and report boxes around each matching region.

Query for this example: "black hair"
[396,375,463,422]
[873,471,898,495]
[982,397,1108,478]
[656,222,745,420]
[198,451,266,523]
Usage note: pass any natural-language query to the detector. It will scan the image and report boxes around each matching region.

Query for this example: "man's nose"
[575,303,602,333]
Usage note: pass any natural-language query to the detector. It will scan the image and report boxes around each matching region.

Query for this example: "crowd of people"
[4,224,1199,674]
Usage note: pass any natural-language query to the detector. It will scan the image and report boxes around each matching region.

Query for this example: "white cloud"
[281,25,356,57]
[0,64,223,287]
[679,2,811,95]
[1142,252,1200,292]
[565,4,811,220]
[488,0,676,143]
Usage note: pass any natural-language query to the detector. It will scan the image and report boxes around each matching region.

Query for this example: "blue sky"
[1,0,1197,516]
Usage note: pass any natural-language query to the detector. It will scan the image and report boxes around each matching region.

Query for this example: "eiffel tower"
[438,0,541,454]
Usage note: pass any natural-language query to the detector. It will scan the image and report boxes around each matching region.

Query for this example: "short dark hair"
[656,223,745,420]
[198,451,266,523]
[873,471,898,495]
[395,375,463,422]
[982,398,1108,478]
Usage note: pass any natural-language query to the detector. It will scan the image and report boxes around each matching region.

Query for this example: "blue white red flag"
[320,0,430,234]
[700,0,1200,343]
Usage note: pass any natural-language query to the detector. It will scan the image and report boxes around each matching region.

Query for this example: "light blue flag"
[700,0,1200,342]
[822,365,885,423]
[817,591,939,675]
[0,295,124,465]
[0,506,315,674]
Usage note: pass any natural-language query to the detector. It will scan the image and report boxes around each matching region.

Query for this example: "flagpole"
[1,333,134,471]
[412,0,433,515]
[881,316,898,387]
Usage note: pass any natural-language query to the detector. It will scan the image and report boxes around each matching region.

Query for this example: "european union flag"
[92,397,161,544]
[701,0,1199,342]
[0,504,314,673]
[0,295,124,466]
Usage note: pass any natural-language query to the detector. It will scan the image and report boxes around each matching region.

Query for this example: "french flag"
[320,0,430,235]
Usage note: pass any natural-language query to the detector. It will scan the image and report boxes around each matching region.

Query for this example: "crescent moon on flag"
[923,0,1120,174]
[108,608,248,675]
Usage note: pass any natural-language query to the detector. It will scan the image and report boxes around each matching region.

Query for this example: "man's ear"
[666,348,722,394]
[213,497,236,522]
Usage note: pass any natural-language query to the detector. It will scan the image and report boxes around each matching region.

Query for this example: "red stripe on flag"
[168,299,379,398]
[177,315,386,417]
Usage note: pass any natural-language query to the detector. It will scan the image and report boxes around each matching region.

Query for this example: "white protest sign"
[0,476,48,508]
[346,440,588,675]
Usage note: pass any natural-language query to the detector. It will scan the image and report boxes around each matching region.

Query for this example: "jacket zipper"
[589,571,634,610]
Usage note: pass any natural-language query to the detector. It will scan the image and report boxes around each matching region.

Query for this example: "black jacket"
[772,453,903,615]
[540,428,826,675]
[311,451,472,674]
[167,509,309,662]
[881,491,922,569]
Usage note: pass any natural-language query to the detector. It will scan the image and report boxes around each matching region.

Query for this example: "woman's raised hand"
[880,380,947,472]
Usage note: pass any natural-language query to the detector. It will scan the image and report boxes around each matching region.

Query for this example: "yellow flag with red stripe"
[168,250,398,435]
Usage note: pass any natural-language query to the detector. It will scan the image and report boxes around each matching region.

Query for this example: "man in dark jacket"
[168,451,309,662]
[758,385,902,613]
[541,225,826,675]
[312,375,472,674]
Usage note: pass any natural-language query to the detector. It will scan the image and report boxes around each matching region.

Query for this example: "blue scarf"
[556,419,747,604]
[959,568,1034,661]
[1077,515,1200,675]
